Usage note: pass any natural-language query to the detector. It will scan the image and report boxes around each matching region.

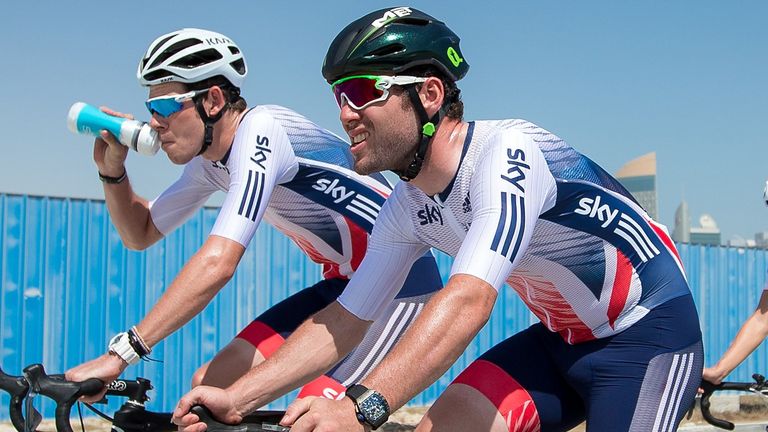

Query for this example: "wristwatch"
[346,384,390,430]
[108,332,140,365]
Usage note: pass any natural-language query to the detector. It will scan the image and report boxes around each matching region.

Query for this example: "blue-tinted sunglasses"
[145,89,209,118]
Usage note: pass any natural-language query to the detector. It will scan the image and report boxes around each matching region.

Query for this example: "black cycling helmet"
[322,7,469,83]
[323,7,469,181]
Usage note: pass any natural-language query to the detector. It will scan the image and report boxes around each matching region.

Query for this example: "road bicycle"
[0,363,287,432]
[698,373,768,430]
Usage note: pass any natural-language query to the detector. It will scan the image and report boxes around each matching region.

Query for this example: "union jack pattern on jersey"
[149,105,393,280]
[339,119,690,343]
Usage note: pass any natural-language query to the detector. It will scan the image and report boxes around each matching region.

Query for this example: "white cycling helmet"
[137,28,247,88]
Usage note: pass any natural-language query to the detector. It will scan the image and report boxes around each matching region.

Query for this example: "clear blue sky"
[2,1,766,241]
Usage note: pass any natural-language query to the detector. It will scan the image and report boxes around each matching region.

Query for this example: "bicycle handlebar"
[1,364,290,432]
[192,405,290,432]
[0,366,32,431]
[699,373,768,430]
[23,363,104,432]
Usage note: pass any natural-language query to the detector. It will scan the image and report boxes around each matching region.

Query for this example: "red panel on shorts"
[236,321,285,358]
[453,360,541,432]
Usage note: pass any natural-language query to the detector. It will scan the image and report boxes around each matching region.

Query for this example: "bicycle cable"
[81,402,116,423]
[77,402,85,432]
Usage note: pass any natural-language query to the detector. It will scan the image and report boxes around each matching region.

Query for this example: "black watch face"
[360,392,389,426]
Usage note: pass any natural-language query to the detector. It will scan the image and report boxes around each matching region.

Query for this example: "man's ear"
[420,77,445,117]
[207,86,227,116]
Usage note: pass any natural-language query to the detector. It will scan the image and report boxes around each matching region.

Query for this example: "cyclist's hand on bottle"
[173,385,243,431]
[64,352,126,403]
[281,396,364,432]
[93,106,130,178]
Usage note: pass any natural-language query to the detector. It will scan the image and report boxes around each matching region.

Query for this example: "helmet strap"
[194,96,226,156]
[396,86,442,182]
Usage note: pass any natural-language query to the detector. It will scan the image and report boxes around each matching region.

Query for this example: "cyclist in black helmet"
[175,8,702,432]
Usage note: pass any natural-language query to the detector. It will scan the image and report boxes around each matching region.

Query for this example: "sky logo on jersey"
[500,148,529,193]
[249,135,271,170]
[238,170,266,222]
[286,164,387,232]
[491,191,525,262]
[312,178,381,226]
[575,195,617,228]
[313,178,356,204]
[418,204,443,226]
[575,194,660,262]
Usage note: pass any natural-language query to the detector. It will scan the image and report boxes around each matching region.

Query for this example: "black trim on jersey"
[238,170,266,222]
[220,108,258,166]
[435,121,475,204]
[219,147,232,166]
[490,191,526,262]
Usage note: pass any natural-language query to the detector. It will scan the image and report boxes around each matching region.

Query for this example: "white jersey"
[338,119,691,344]
[149,105,398,280]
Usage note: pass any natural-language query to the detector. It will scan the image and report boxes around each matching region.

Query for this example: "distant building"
[616,152,658,220]
[672,201,690,243]
[672,201,722,246]
[755,232,768,248]
[728,236,757,248]
[689,214,721,246]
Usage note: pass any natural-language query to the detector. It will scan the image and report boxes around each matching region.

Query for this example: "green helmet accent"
[322,7,469,83]
[422,122,436,137]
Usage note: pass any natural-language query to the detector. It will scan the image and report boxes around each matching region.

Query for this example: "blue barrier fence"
[1,193,767,418]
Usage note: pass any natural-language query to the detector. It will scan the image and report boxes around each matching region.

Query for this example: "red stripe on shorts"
[236,321,285,358]
[453,360,541,432]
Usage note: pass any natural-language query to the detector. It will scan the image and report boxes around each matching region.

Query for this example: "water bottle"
[67,102,160,156]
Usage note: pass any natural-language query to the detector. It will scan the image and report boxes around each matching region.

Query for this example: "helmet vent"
[149,38,202,69]
[171,48,223,69]
[228,46,240,55]
[147,34,177,61]
[230,59,246,75]
[397,17,430,26]
[143,69,177,82]
[367,44,406,58]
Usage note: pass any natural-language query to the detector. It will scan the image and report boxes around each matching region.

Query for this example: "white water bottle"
[67,102,160,156]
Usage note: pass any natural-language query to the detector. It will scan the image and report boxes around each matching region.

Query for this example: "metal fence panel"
[1,192,767,418]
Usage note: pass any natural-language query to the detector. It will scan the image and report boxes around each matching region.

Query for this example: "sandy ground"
[2,397,767,431]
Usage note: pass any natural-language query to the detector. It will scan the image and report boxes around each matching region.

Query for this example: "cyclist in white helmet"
[703,183,768,385]
[65,28,443,403]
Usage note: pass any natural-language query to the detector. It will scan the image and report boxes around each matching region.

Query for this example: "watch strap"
[345,384,369,401]
[108,332,140,365]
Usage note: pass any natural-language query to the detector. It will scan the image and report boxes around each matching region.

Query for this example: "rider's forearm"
[135,237,245,347]
[711,302,768,381]
[228,301,370,414]
[103,178,163,250]
[363,274,496,411]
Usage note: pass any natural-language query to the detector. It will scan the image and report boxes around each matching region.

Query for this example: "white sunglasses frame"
[332,75,427,110]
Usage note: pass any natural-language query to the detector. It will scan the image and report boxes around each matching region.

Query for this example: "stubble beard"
[354,121,419,176]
